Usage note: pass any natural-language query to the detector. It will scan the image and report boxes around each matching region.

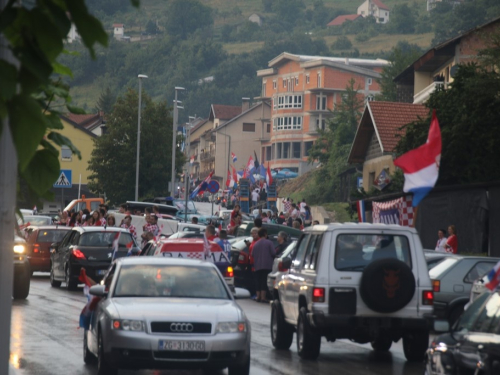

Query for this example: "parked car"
[424,289,500,375]
[83,257,251,375]
[271,224,434,361]
[23,225,71,273]
[236,222,302,238]
[13,234,30,299]
[429,255,500,325]
[424,249,457,270]
[50,227,140,290]
[267,241,296,294]
[18,215,53,227]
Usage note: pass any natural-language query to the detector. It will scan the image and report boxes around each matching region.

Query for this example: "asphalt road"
[9,273,427,375]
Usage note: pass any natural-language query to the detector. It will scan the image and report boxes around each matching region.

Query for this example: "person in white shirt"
[299,198,307,214]
[435,229,448,252]
[251,189,260,209]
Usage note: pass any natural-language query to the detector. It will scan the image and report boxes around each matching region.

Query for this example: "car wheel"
[12,266,30,300]
[97,330,117,375]
[270,300,294,350]
[228,355,250,375]
[83,330,97,365]
[403,331,429,362]
[50,266,61,288]
[371,337,392,351]
[296,307,321,360]
[65,266,78,291]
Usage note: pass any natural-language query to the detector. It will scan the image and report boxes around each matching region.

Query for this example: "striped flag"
[111,232,121,260]
[190,171,214,199]
[231,152,237,163]
[356,200,366,222]
[485,261,500,291]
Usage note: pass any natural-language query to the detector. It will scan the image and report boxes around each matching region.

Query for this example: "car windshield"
[36,230,68,243]
[79,232,135,247]
[19,216,52,226]
[335,234,412,271]
[429,258,459,279]
[113,264,230,299]
[174,200,197,213]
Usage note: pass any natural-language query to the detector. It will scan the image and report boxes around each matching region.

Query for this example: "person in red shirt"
[205,225,218,242]
[230,204,241,228]
[445,225,458,254]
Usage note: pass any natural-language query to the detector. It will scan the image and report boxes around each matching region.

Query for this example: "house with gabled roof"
[348,101,429,191]
[357,0,390,24]
[65,112,106,136]
[327,14,362,27]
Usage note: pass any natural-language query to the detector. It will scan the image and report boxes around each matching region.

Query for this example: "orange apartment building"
[256,52,389,175]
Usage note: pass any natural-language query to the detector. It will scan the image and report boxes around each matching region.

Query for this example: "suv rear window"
[36,230,68,243]
[79,232,135,247]
[335,234,412,271]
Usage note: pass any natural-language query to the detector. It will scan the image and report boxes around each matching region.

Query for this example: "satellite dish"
[450,65,458,78]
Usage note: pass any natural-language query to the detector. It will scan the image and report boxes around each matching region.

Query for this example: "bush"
[332,36,352,50]
[355,33,370,42]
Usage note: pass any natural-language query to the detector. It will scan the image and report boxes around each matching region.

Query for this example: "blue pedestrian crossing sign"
[54,169,72,188]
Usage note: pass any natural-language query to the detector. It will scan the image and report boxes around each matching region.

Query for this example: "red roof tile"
[369,102,429,152]
[327,14,361,26]
[372,0,390,11]
[65,113,104,130]
[211,105,242,121]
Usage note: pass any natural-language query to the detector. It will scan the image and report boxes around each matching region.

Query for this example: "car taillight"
[312,288,325,303]
[225,266,234,278]
[33,244,40,253]
[72,249,86,260]
[278,261,288,272]
[423,290,434,305]
[432,280,440,292]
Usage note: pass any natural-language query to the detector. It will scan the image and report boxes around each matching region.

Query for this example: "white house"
[357,0,390,24]
[113,23,124,39]
[248,13,263,26]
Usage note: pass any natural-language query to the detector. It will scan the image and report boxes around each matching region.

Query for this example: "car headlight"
[112,319,144,331]
[215,322,246,333]
[13,244,25,254]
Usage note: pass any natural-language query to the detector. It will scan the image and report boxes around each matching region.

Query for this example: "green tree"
[377,42,422,101]
[388,4,416,34]
[262,0,273,13]
[88,88,185,204]
[332,36,352,50]
[306,80,363,203]
[95,87,116,115]
[145,19,158,34]
[395,64,500,185]
[164,0,213,39]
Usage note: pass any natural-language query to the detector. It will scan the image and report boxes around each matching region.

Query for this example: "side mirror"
[279,257,292,272]
[89,285,108,297]
[233,287,251,299]
[50,242,59,252]
[434,320,450,333]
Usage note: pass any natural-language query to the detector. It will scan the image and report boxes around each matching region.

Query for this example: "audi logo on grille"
[170,323,194,332]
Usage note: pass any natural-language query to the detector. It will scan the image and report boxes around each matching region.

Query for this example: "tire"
[403,331,429,362]
[97,330,117,375]
[270,300,294,350]
[296,307,321,360]
[360,258,415,313]
[83,330,97,365]
[65,266,78,291]
[50,266,61,288]
[371,337,392,351]
[228,355,250,375]
[13,267,30,300]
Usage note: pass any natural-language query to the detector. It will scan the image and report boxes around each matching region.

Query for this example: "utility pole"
[170,87,184,197]
[135,74,148,201]
[0,0,18,370]
[184,116,195,222]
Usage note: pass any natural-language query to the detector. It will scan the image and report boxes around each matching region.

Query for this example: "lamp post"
[171,87,185,197]
[135,74,148,201]
[184,116,195,222]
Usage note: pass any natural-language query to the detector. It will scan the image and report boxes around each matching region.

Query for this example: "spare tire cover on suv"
[359,258,415,313]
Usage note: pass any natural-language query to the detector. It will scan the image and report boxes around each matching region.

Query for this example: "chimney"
[242,97,250,112]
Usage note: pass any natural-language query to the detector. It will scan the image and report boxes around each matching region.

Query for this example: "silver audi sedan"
[83,257,251,375]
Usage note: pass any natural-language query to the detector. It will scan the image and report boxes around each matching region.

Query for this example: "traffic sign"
[207,180,220,194]
[54,169,72,188]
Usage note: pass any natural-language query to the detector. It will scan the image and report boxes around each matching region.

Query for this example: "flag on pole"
[190,171,214,199]
[485,261,500,291]
[111,232,121,260]
[266,164,273,186]
[231,152,237,163]
[259,164,266,177]
[393,110,442,207]
[231,166,238,185]
[226,169,232,188]
[190,155,194,165]
[244,156,254,178]
[356,200,366,222]
[253,151,260,169]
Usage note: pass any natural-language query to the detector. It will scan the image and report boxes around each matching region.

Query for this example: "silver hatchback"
[83,257,251,375]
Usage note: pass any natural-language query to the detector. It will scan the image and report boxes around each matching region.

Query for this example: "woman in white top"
[435,229,448,252]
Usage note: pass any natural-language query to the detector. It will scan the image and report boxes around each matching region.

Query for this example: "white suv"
[270,223,434,361]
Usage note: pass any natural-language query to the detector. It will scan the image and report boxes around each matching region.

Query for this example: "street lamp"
[135,74,148,201]
[171,86,185,197]
[184,116,196,222]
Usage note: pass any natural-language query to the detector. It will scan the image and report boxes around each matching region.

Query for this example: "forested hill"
[62,0,500,119]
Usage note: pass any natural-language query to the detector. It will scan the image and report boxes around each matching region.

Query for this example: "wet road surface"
[10,273,427,375]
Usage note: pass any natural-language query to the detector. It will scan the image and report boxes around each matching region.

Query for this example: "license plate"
[158,340,205,351]
[96,270,107,275]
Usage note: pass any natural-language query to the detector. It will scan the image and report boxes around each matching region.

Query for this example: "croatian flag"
[393,110,441,207]
[190,155,194,165]
[266,164,273,186]
[244,156,254,178]
[226,169,232,188]
[190,171,214,199]
[356,200,366,222]
[232,166,238,184]
[231,152,237,163]
[111,232,121,260]
[485,260,500,291]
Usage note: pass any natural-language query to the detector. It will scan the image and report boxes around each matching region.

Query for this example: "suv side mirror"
[233,287,251,299]
[89,285,108,297]
[279,257,292,272]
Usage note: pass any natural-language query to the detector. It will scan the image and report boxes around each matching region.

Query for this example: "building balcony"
[413,81,448,104]
[200,149,215,162]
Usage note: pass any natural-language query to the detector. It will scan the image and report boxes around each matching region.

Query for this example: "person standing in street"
[120,215,137,239]
[275,231,289,256]
[445,225,458,254]
[251,189,260,209]
[216,230,231,256]
[435,229,448,252]
[252,228,275,303]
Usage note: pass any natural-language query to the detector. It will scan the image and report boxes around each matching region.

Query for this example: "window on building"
[316,118,326,131]
[385,12,388,16]
[367,78,372,86]
[271,144,275,160]
[366,95,375,103]
[304,141,313,156]
[283,142,290,159]
[292,142,301,159]
[295,77,299,85]
[273,97,276,109]
[266,146,272,161]
[283,79,286,88]
[317,73,321,88]
[316,96,327,110]
[61,146,72,161]
[262,81,266,97]
[273,80,277,89]
[266,123,271,133]
[306,75,310,84]
[242,123,255,132]
[277,143,282,159]
[277,95,302,109]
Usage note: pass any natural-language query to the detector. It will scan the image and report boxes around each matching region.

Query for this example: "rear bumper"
[28,256,50,272]
[69,261,111,282]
